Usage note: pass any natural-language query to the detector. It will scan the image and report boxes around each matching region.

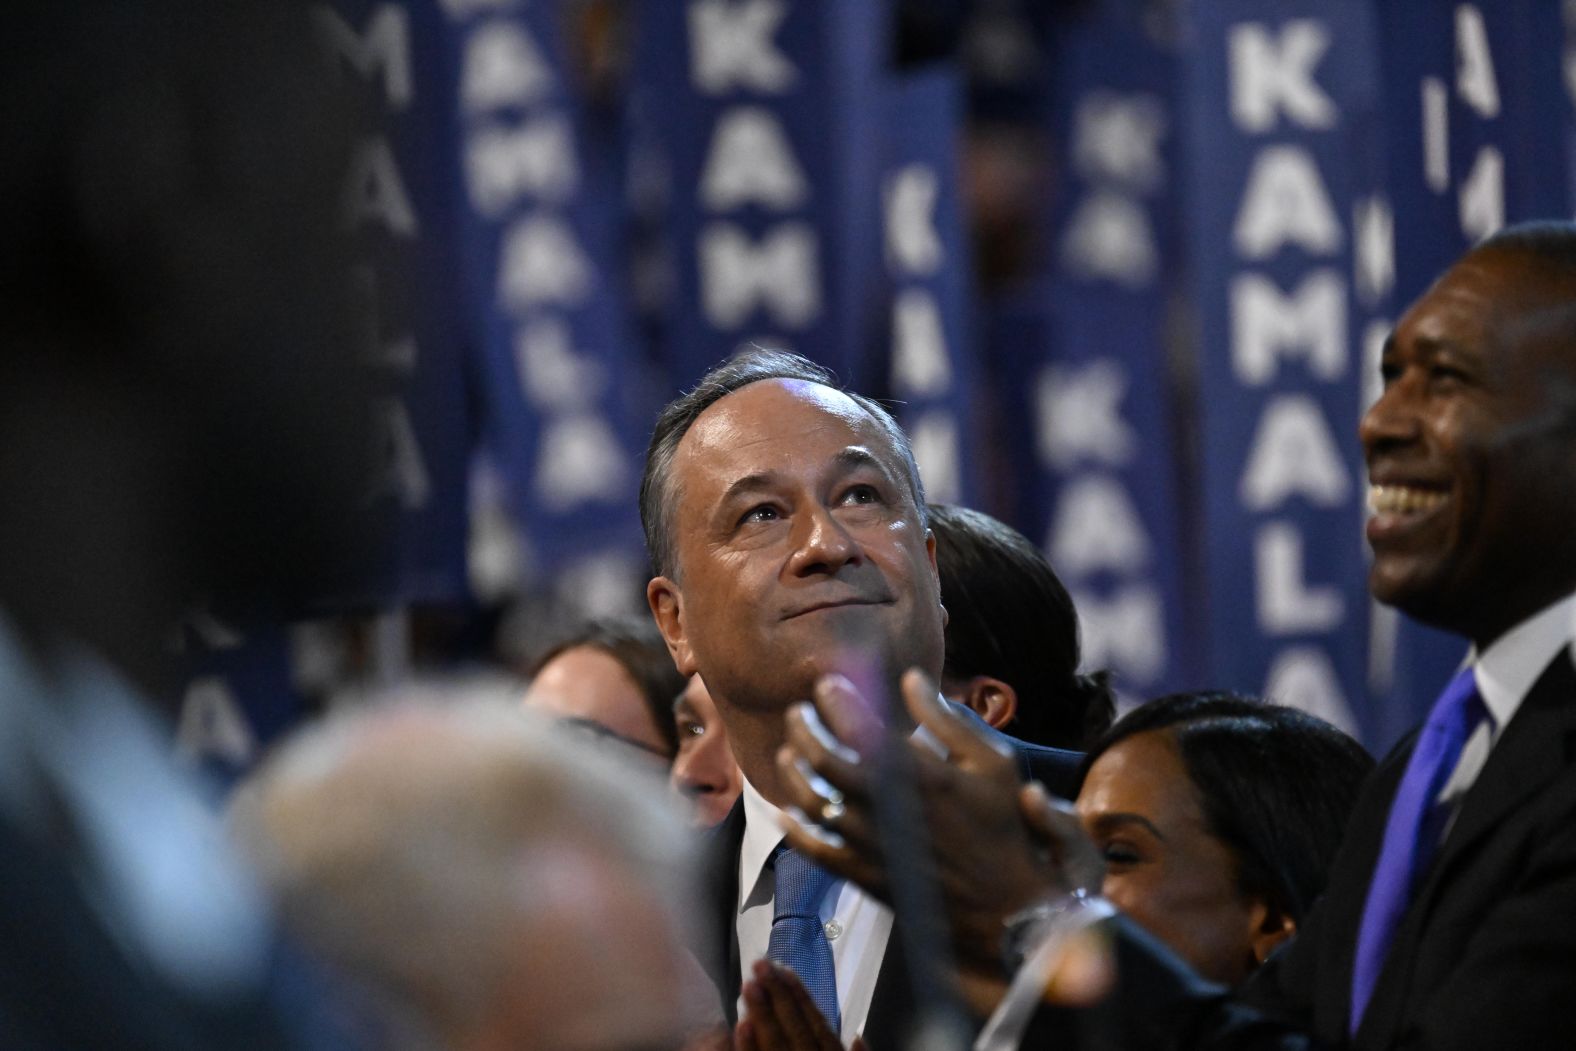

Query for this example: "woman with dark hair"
[1075,692,1373,986]
[522,615,685,762]
[930,503,1114,749]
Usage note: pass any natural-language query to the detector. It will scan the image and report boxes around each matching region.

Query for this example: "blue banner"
[1023,0,1194,701]
[880,67,980,508]
[439,1,651,609]
[634,0,890,387]
[315,0,474,604]
[1181,0,1386,736]
[176,614,305,790]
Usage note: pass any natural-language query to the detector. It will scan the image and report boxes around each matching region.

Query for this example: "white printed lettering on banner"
[444,7,623,510]
[317,4,430,511]
[1043,87,1170,689]
[1418,6,1505,242]
[1225,16,1357,727]
[689,0,821,338]
[885,154,959,501]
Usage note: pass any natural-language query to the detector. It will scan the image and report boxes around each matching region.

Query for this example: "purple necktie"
[1350,667,1488,1034]
[766,844,840,1033]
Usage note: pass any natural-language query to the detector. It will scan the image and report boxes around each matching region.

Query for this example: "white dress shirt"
[1437,591,1576,822]
[737,775,893,1045]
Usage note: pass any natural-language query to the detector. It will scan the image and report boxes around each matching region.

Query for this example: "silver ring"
[820,797,847,824]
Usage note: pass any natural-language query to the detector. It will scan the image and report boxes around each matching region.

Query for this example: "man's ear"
[647,576,697,676]
[956,675,1017,731]
[1247,900,1297,968]
[923,529,948,627]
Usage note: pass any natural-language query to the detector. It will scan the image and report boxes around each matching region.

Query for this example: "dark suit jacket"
[1028,647,1576,1050]
[697,731,1081,1051]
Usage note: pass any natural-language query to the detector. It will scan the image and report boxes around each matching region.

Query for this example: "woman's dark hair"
[1078,692,1374,923]
[930,503,1114,749]
[529,615,685,758]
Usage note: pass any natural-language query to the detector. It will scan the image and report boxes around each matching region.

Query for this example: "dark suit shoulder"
[1010,738,1083,800]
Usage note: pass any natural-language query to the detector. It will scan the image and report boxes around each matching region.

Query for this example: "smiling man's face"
[646,378,944,716]
[1361,247,1576,645]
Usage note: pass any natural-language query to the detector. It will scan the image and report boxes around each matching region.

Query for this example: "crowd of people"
[6,2,1576,1050]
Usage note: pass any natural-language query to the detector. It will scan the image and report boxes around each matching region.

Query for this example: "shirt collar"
[738,774,788,910]
[1470,591,1576,730]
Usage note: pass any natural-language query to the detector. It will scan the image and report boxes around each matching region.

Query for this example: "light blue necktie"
[766,843,840,1033]
[1350,666,1489,1034]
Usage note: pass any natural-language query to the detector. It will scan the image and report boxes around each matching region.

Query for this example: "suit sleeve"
[1369,784,1576,1050]
[1015,914,1329,1051]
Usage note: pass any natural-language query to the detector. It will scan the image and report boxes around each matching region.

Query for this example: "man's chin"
[1368,563,1456,628]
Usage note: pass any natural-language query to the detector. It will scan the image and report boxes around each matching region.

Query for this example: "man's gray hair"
[639,348,929,579]
[231,692,694,1048]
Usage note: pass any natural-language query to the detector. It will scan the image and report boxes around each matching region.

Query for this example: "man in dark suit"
[781,222,1576,1050]
[641,350,1080,1051]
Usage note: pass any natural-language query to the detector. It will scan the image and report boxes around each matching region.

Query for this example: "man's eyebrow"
[717,449,893,506]
[718,471,779,507]
[833,447,894,477]
[1087,811,1167,842]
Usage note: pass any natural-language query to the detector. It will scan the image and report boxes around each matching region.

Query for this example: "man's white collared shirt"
[1436,592,1576,825]
[737,775,892,1045]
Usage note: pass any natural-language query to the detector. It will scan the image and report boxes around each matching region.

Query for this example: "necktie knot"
[771,843,837,921]
[1420,667,1490,754]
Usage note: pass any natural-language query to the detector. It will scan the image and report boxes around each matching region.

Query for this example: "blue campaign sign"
[1021,0,1194,701]
[634,0,890,388]
[438,1,651,604]
[880,67,980,509]
[1366,0,1572,750]
[315,0,473,605]
[176,615,305,791]
[1180,0,1386,736]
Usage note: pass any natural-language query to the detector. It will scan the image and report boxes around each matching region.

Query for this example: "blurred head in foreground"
[670,674,742,827]
[0,0,372,700]
[1076,692,1374,986]
[929,503,1114,748]
[233,697,712,1051]
[523,615,685,763]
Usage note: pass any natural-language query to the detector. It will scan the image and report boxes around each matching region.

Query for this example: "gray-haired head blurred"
[232,690,709,1049]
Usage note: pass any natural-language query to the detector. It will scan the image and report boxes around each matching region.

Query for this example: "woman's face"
[1076,729,1282,986]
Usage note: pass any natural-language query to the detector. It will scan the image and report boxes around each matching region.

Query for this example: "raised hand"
[736,960,865,1051]
[776,668,1087,1014]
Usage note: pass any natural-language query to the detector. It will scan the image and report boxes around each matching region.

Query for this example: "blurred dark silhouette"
[0,0,373,1044]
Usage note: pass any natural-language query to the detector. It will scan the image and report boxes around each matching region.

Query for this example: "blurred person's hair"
[930,503,1114,749]
[1077,692,1374,924]
[529,614,687,757]
[641,348,928,579]
[232,693,697,1049]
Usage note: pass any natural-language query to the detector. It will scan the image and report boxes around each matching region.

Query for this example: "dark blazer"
[1030,647,1576,1050]
[697,730,1081,1051]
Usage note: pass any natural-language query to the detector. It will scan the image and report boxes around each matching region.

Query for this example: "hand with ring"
[775,668,1085,1017]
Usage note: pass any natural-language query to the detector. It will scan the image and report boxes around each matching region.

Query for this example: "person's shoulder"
[1009,738,1083,801]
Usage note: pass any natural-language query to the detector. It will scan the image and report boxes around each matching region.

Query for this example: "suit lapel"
[1429,650,1576,871]
[862,922,909,1051]
[702,801,747,1026]
[1356,648,1576,1048]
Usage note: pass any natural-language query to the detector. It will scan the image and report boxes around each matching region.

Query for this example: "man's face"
[1361,249,1576,643]
[647,379,944,716]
